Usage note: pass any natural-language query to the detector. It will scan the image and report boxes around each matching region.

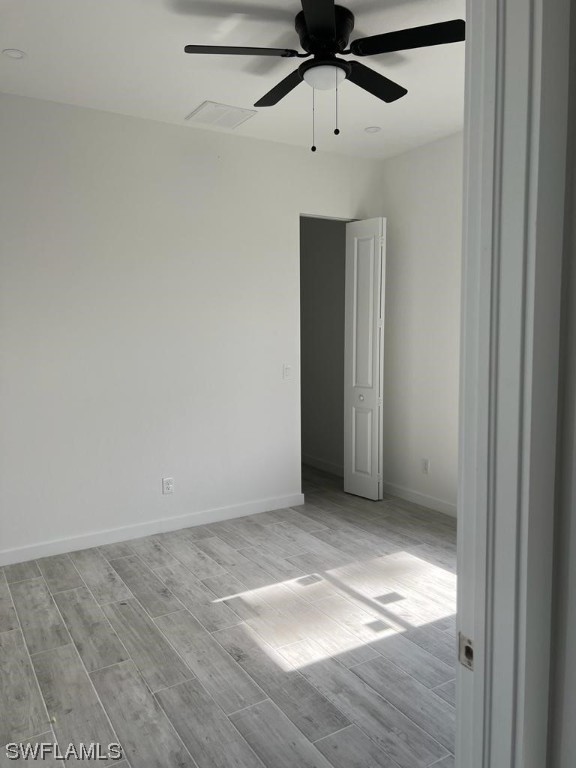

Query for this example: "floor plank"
[271,507,328,532]
[430,756,455,768]
[215,623,350,741]
[68,549,132,604]
[127,536,179,569]
[369,632,454,689]
[310,527,391,559]
[433,615,457,635]
[53,586,129,672]
[314,724,401,768]
[239,546,306,582]
[109,555,183,618]
[36,555,83,594]
[313,594,395,644]
[280,639,449,768]
[157,531,227,579]
[207,521,261,549]
[156,678,265,768]
[285,573,341,603]
[352,655,455,751]
[401,624,457,669]
[177,524,215,542]
[32,644,118,764]
[433,679,456,708]
[0,569,19,633]
[155,609,266,714]
[224,519,304,559]
[286,550,344,573]
[155,562,240,632]
[91,660,195,768]
[249,593,380,669]
[0,629,50,745]
[194,538,276,590]
[218,591,311,649]
[273,522,348,561]
[9,579,69,655]
[102,599,192,692]
[230,700,332,768]
[4,561,41,584]
[97,542,135,561]
[293,502,347,530]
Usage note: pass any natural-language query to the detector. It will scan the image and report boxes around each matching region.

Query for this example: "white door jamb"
[458,0,571,766]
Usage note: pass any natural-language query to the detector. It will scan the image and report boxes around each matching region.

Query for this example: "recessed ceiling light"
[2,49,26,59]
[365,126,382,134]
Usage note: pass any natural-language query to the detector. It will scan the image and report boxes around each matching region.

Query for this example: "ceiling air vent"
[185,101,257,129]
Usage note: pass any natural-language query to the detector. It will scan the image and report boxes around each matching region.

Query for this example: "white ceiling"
[0,0,466,159]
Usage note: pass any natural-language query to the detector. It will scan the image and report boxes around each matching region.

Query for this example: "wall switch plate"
[282,363,292,380]
[422,458,431,475]
[162,477,174,495]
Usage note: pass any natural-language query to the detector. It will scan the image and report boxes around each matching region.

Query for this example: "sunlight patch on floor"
[210,550,456,670]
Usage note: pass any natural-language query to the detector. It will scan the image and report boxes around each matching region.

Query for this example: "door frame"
[458,0,570,765]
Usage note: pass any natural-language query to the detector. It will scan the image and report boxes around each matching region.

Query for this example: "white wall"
[0,93,381,564]
[376,134,463,515]
[300,217,346,477]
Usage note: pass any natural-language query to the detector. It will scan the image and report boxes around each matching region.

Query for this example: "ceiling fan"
[184,0,465,108]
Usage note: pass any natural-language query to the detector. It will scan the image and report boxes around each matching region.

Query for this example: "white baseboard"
[302,454,344,478]
[0,493,305,567]
[381,481,457,518]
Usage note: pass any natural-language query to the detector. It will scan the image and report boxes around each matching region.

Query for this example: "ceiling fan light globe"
[303,65,346,90]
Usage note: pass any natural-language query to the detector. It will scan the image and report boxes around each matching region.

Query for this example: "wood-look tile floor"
[0,467,457,768]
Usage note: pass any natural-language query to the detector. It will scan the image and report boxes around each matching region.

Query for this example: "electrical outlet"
[162,477,174,495]
[422,458,430,475]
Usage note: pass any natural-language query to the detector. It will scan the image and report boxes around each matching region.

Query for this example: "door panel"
[353,407,372,475]
[344,218,386,500]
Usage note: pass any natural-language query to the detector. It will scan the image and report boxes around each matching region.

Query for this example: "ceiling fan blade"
[350,19,465,56]
[300,0,336,38]
[254,69,303,107]
[347,61,407,103]
[184,45,300,57]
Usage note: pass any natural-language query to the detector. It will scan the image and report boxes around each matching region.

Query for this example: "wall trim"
[381,481,457,518]
[0,492,305,566]
[302,455,344,478]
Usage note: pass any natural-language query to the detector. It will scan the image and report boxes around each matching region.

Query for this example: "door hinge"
[379,236,386,248]
[377,319,384,328]
[378,398,383,406]
[458,632,474,671]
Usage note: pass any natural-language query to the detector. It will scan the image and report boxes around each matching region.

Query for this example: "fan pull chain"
[311,88,317,152]
[334,71,340,136]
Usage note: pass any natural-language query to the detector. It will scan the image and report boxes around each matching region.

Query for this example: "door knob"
[359,395,365,401]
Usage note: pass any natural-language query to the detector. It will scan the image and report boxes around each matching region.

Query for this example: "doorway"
[300,215,387,500]
[300,215,348,483]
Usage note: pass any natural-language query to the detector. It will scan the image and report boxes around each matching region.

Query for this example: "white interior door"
[344,218,386,500]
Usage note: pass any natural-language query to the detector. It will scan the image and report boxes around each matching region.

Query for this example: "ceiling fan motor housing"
[295,5,355,55]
